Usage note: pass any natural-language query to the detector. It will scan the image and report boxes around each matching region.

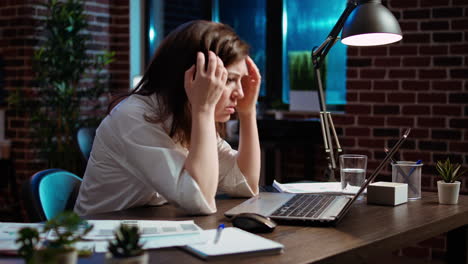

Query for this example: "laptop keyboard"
[271,194,335,218]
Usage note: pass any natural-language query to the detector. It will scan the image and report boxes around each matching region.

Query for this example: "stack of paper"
[0,220,206,254]
[273,180,363,195]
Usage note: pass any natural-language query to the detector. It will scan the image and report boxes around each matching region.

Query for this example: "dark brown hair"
[108,20,249,147]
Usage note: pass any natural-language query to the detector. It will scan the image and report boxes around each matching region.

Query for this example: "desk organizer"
[367,182,408,206]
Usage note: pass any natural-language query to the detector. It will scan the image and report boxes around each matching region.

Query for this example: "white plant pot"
[105,252,149,264]
[33,248,78,264]
[437,180,461,205]
[289,91,320,112]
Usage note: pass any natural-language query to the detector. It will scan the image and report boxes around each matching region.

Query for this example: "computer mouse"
[231,213,277,233]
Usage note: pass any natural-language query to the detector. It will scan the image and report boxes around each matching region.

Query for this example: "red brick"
[389,69,416,79]
[374,58,400,67]
[432,80,463,90]
[450,44,468,54]
[418,117,446,128]
[361,69,386,79]
[403,105,431,115]
[358,116,385,126]
[419,69,447,79]
[360,46,388,56]
[450,118,468,128]
[421,21,449,31]
[358,139,386,148]
[450,142,468,152]
[346,92,358,102]
[390,46,418,56]
[388,93,416,103]
[420,0,450,6]
[345,105,371,115]
[419,45,449,55]
[402,57,430,67]
[432,105,462,116]
[374,80,399,91]
[402,152,432,163]
[347,69,358,79]
[401,80,430,91]
[390,0,418,8]
[332,115,355,126]
[450,69,468,78]
[418,93,447,103]
[434,32,463,42]
[452,19,468,30]
[399,21,418,31]
[433,8,464,18]
[403,10,430,19]
[387,117,415,127]
[347,47,358,56]
[360,92,386,103]
[402,33,431,44]
[345,127,371,137]
[409,128,430,138]
[373,105,400,115]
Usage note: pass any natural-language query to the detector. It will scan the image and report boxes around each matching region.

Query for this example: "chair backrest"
[76,127,96,161]
[23,169,82,222]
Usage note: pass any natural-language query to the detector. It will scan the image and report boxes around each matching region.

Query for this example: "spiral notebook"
[183,227,284,260]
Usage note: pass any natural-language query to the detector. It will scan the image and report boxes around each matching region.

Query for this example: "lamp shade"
[341,0,402,46]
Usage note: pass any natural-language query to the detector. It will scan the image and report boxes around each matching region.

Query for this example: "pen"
[214,224,224,244]
[384,148,418,194]
[407,160,423,178]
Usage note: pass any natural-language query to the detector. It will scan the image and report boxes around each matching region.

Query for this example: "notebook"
[225,128,411,226]
[183,227,284,260]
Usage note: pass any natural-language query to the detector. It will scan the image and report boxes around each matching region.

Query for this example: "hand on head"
[237,56,261,115]
[184,51,228,113]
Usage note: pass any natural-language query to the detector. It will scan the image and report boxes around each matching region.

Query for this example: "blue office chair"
[22,169,82,222]
[76,126,96,161]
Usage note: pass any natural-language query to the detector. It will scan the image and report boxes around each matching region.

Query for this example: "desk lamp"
[312,0,402,181]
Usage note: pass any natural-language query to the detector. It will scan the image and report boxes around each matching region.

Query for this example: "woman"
[74,20,261,216]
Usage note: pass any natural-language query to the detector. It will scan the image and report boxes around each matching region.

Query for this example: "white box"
[367,182,408,206]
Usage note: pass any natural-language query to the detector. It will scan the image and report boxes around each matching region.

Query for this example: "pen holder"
[392,161,423,200]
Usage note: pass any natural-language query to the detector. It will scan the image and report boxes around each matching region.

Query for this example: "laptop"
[225,128,411,226]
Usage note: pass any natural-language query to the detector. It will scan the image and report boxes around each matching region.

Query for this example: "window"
[284,0,347,106]
[214,0,267,97]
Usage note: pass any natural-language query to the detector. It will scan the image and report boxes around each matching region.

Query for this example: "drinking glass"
[339,154,367,193]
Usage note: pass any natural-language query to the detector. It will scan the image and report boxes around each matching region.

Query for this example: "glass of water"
[339,154,367,193]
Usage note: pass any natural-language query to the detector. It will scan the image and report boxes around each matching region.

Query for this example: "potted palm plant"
[8,0,113,175]
[16,211,93,264]
[436,158,465,205]
[106,224,148,264]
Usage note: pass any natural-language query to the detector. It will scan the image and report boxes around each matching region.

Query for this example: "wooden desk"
[83,192,467,264]
[2,192,468,263]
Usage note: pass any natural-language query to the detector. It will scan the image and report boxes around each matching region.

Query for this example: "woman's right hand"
[184,51,228,113]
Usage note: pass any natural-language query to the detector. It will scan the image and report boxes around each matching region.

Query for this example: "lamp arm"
[311,0,357,181]
[312,0,358,64]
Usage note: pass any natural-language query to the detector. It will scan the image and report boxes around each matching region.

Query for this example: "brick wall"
[0,0,128,215]
[338,0,468,261]
[339,0,468,192]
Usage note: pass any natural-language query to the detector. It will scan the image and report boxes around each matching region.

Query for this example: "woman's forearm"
[237,111,260,194]
[184,109,219,209]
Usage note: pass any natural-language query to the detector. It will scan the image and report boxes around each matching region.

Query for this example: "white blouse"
[74,94,255,216]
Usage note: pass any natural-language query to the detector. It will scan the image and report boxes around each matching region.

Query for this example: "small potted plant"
[16,211,93,264]
[16,227,40,264]
[436,158,465,205]
[106,224,148,264]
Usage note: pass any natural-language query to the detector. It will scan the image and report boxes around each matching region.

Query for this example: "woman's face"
[214,58,248,122]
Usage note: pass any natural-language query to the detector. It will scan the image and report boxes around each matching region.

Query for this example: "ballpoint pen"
[214,224,224,244]
[384,148,418,194]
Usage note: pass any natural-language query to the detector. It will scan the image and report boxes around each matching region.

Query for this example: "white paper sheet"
[273,180,362,195]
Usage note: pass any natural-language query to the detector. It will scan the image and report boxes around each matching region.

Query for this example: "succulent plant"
[436,158,465,183]
[108,224,144,258]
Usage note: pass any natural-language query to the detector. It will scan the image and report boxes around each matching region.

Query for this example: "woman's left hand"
[237,56,261,115]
